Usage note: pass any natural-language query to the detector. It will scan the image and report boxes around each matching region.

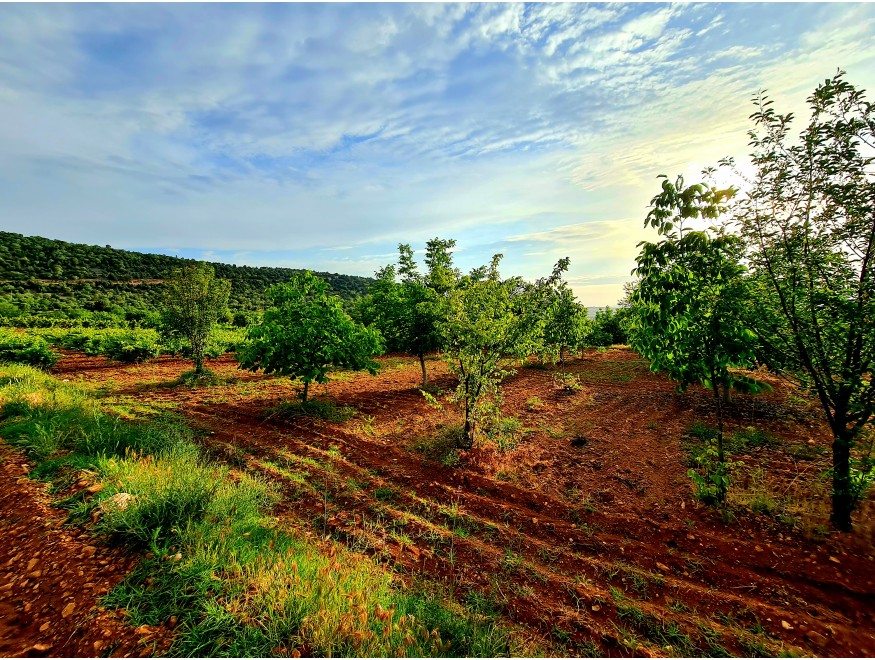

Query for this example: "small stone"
[591,604,601,612]
[755,545,763,552]
[31,644,51,652]
[87,483,104,494]
[61,601,76,618]
[829,556,840,564]
[656,562,670,572]
[82,546,97,558]
[27,558,38,571]
[93,641,104,652]
[532,518,538,524]
[39,622,50,632]
[172,552,182,562]
[781,620,793,630]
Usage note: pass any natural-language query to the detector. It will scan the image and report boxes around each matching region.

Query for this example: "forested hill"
[0,231,374,319]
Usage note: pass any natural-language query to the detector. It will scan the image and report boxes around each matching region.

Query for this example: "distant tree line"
[0,232,373,323]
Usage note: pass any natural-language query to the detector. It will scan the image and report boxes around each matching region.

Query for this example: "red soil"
[3,348,874,657]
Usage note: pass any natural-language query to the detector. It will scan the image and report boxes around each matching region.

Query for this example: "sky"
[1,2,874,306]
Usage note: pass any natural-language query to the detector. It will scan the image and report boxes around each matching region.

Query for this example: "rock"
[656,562,670,572]
[30,643,51,652]
[39,622,50,632]
[829,556,840,564]
[86,483,104,494]
[61,601,76,618]
[93,641,104,652]
[82,546,97,558]
[102,492,135,511]
[27,558,38,571]
[591,604,601,612]
[532,518,538,524]
[781,620,793,630]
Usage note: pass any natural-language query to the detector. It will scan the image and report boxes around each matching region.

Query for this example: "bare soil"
[3,348,874,657]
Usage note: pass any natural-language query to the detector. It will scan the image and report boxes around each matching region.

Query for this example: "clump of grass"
[483,415,524,452]
[525,396,544,411]
[175,369,223,387]
[553,371,582,394]
[726,426,778,453]
[408,424,463,467]
[269,399,357,422]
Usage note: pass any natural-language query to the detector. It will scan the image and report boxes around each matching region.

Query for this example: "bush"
[0,329,58,369]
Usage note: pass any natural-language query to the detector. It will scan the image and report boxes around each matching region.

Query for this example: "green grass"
[268,398,358,422]
[0,363,531,658]
[409,424,463,467]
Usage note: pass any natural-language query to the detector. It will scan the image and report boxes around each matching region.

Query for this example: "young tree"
[542,284,590,364]
[441,256,568,449]
[238,271,383,403]
[727,71,875,530]
[359,242,452,386]
[161,263,231,375]
[630,176,763,503]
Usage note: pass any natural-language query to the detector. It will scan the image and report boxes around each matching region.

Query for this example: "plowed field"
[7,348,875,657]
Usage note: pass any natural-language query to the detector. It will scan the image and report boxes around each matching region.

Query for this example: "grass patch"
[408,424,463,467]
[268,399,357,422]
[174,369,224,387]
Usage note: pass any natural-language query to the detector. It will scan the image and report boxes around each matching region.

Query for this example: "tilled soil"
[4,348,875,657]
[0,448,171,658]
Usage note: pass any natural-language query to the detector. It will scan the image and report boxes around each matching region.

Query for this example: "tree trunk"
[460,404,474,450]
[559,345,565,364]
[722,377,732,404]
[301,380,309,404]
[194,354,204,375]
[831,430,853,531]
[419,353,428,387]
[712,378,727,503]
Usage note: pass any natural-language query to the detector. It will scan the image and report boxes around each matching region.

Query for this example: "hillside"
[0,232,374,319]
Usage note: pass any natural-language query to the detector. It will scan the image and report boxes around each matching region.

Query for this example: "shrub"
[0,330,58,369]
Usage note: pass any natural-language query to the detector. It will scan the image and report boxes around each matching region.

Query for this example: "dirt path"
[46,349,875,657]
[0,446,169,658]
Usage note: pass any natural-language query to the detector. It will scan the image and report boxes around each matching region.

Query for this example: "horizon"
[2,3,874,306]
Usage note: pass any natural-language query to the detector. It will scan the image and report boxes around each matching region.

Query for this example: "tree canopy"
[238,271,383,403]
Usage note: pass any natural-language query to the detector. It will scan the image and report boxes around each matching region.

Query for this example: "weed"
[268,399,357,422]
[408,424,463,467]
[174,369,222,387]
[502,548,523,573]
[553,371,582,394]
[374,486,397,502]
[525,396,544,411]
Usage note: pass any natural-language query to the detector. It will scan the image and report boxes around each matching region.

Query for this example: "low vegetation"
[0,364,521,657]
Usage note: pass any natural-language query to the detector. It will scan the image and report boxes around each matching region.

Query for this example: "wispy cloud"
[0,3,874,305]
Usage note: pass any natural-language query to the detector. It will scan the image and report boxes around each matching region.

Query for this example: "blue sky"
[1,3,874,305]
